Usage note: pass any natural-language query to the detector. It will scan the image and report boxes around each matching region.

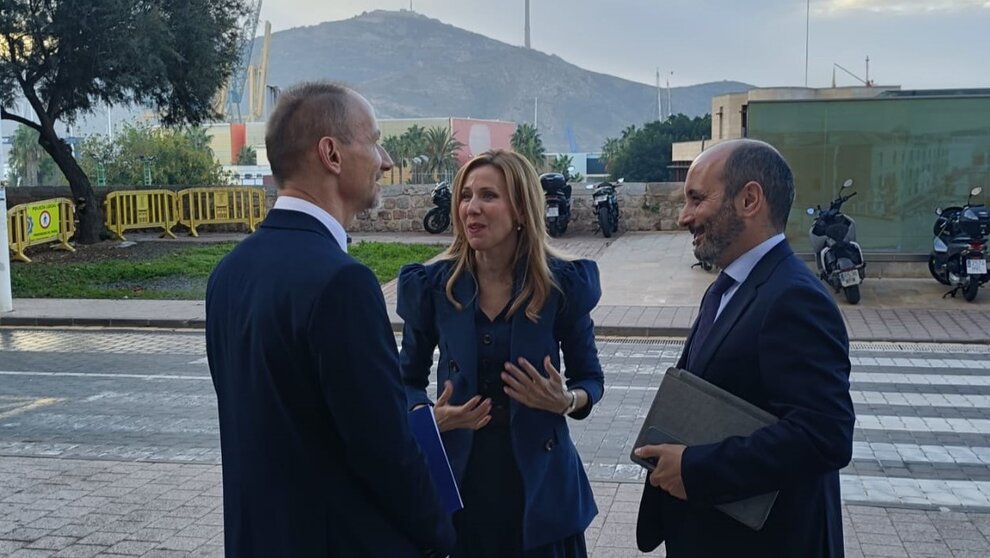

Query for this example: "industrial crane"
[212,0,262,122]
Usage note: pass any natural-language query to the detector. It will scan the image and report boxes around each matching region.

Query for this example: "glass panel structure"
[747,96,990,253]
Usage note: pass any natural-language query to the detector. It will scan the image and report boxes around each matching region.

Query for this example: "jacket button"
[482,333,493,345]
[449,360,459,373]
[544,438,555,452]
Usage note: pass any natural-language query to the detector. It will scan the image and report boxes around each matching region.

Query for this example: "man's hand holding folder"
[634,442,687,500]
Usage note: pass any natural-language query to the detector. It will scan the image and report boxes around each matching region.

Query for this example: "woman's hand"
[502,356,572,414]
[434,380,492,432]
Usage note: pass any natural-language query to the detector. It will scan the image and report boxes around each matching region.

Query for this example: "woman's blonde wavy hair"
[442,149,565,322]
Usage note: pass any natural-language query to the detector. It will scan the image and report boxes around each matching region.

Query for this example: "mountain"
[254,10,752,152]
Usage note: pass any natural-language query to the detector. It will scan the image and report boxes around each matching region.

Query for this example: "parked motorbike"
[806,178,866,304]
[928,186,990,301]
[541,172,572,237]
[587,178,622,238]
[422,181,451,234]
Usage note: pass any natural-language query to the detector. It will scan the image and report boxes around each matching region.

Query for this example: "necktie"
[687,272,736,370]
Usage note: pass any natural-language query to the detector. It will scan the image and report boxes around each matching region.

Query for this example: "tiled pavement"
[3,457,988,558]
[2,328,990,556]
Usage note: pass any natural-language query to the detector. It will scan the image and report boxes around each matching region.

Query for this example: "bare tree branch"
[0,108,41,131]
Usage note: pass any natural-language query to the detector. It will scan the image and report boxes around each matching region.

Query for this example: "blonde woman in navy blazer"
[398,149,605,557]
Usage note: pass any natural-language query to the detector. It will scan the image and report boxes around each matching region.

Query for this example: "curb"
[0,317,206,329]
[7,316,987,345]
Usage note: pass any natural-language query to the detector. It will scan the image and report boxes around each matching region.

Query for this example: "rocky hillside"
[255,10,751,152]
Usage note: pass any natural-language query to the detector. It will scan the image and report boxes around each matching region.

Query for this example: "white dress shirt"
[715,233,786,320]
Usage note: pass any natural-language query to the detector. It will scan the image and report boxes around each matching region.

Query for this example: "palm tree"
[9,125,65,186]
[423,126,463,181]
[381,135,407,183]
[511,123,546,171]
[600,137,622,174]
[236,145,257,165]
[549,154,574,179]
[184,127,214,158]
[401,125,429,182]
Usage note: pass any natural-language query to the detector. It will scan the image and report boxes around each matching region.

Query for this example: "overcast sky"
[260,0,989,90]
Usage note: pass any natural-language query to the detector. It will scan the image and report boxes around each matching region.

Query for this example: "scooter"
[540,172,571,237]
[928,186,990,301]
[587,178,622,238]
[422,181,451,234]
[806,178,866,304]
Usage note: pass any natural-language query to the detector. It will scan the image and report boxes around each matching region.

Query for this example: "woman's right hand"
[434,380,492,432]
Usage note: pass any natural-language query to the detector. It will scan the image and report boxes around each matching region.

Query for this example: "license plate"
[594,195,608,203]
[546,207,559,218]
[967,259,987,275]
[839,270,861,287]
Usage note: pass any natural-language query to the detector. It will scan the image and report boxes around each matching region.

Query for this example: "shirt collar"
[722,233,785,286]
[273,196,348,253]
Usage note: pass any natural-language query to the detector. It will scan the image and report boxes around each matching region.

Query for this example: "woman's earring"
[516,224,523,231]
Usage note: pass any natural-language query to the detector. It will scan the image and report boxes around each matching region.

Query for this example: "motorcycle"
[540,172,572,237]
[806,178,866,304]
[422,181,451,234]
[928,186,990,301]
[587,178,622,238]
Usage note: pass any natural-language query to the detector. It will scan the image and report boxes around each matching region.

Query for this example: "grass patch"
[351,241,446,284]
[11,241,446,299]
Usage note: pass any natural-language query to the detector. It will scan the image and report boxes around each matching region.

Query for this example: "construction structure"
[206,5,273,175]
[211,0,263,123]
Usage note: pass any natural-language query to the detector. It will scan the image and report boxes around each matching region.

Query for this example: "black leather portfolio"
[631,367,779,530]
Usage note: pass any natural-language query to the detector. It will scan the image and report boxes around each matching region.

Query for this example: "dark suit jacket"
[396,258,604,551]
[637,240,855,558]
[206,209,454,557]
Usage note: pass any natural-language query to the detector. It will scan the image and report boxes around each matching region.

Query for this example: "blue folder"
[409,406,463,514]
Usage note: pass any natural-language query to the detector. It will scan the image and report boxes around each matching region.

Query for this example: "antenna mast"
[524,0,531,48]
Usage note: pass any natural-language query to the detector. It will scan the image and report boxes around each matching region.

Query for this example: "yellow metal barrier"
[6,198,76,263]
[177,187,267,237]
[104,189,179,241]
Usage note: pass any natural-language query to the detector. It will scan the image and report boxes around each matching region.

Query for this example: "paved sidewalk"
[5,232,990,342]
[2,456,988,557]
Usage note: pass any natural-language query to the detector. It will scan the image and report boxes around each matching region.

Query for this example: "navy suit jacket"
[206,209,454,557]
[637,240,855,557]
[396,258,604,551]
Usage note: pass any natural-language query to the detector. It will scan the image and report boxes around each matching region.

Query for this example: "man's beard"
[364,183,382,212]
[694,201,744,266]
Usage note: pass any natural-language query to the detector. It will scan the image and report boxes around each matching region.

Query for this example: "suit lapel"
[691,241,794,377]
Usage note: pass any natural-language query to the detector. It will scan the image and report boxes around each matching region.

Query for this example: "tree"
[9,124,66,186]
[422,126,463,181]
[185,127,215,158]
[602,114,711,182]
[549,153,584,182]
[78,123,229,186]
[511,123,546,171]
[0,0,249,242]
[381,135,409,184]
[236,145,257,166]
[401,124,429,183]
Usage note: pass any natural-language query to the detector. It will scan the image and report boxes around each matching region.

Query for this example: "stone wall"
[4,183,688,234]
[349,182,687,233]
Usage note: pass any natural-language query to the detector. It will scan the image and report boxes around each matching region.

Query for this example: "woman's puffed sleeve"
[397,263,432,330]
[555,259,602,322]
[553,259,604,419]
[397,263,438,409]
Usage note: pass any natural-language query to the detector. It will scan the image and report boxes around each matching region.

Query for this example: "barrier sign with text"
[25,201,60,242]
